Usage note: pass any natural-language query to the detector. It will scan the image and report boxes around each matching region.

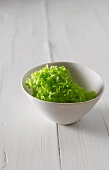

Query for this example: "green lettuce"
[25,65,97,103]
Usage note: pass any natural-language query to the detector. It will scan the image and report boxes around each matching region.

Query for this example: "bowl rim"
[21,61,105,105]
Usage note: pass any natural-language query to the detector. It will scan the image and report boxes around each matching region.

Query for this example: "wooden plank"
[46,0,109,169]
[0,0,60,170]
[58,100,109,170]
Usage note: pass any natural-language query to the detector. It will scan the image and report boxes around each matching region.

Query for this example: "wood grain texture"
[46,0,109,169]
[0,0,60,170]
[0,0,109,169]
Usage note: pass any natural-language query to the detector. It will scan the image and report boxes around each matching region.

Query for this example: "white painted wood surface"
[0,0,109,169]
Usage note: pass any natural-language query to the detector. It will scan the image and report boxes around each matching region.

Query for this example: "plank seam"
[103,97,109,115]
[42,0,53,62]
[0,66,3,96]
[102,114,109,136]
[2,148,8,170]
[101,97,109,136]
[56,124,62,170]
[11,17,18,65]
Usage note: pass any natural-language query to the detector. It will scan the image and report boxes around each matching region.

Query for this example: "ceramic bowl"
[21,62,104,125]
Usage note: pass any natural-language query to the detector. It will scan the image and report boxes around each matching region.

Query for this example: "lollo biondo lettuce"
[25,65,97,103]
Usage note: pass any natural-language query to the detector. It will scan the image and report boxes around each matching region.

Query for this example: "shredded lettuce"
[25,65,97,103]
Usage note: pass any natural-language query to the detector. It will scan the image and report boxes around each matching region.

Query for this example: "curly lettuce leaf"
[25,65,97,103]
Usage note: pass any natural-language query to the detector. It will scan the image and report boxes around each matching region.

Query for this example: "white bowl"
[21,62,104,125]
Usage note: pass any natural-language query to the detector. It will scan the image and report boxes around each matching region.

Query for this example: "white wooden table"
[0,0,109,169]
